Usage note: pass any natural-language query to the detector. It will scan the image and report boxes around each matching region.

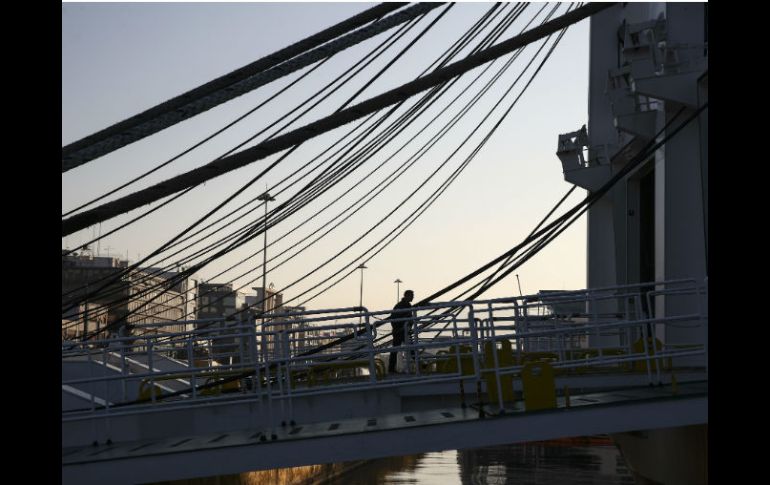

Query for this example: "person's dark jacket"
[388,300,414,341]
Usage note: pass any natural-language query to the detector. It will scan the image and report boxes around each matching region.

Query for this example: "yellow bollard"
[521,361,557,411]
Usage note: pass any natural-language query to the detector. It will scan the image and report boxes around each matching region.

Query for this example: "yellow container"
[483,340,515,403]
[442,345,474,375]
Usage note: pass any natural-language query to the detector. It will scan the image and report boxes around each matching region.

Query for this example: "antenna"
[516,274,523,297]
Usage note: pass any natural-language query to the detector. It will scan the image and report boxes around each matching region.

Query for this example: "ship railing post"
[645,283,668,384]
[282,328,293,424]
[467,304,485,417]
[522,298,530,353]
[414,311,421,377]
[120,333,129,402]
[488,302,504,412]
[84,341,99,442]
[85,338,96,418]
[622,293,631,349]
[260,322,268,363]
[512,298,522,363]
[365,311,377,384]
[633,292,644,357]
[248,315,258,397]
[101,342,111,438]
[238,317,246,381]
[262,326,273,417]
[454,310,467,408]
[640,316,653,385]
[147,337,156,403]
[187,330,197,401]
[590,289,600,354]
[253,318,265,416]
[275,329,285,423]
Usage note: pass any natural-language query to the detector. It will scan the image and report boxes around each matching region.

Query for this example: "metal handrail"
[63,279,707,425]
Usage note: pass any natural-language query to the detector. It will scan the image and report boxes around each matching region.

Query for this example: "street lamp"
[357,264,367,323]
[394,278,402,302]
[257,192,275,317]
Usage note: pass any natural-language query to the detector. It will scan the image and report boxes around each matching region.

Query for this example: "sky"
[62,2,590,314]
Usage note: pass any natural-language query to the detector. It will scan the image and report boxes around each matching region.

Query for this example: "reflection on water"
[325,437,635,485]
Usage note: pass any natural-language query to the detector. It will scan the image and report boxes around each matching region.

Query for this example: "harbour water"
[158,436,637,484]
[325,437,636,485]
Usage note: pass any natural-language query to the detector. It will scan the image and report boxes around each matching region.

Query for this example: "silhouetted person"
[388,290,415,373]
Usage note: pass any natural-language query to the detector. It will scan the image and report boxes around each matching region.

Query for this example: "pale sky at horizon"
[62,2,590,313]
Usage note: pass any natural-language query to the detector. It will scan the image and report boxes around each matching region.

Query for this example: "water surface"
[325,439,635,484]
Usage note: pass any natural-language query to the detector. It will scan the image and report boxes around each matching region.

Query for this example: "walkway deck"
[62,380,707,485]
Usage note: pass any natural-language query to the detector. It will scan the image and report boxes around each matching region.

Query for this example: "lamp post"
[257,192,275,318]
[394,278,402,302]
[357,264,367,323]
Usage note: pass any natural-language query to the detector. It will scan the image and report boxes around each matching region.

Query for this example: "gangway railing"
[62,279,707,431]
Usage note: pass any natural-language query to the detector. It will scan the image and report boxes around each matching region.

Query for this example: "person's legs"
[389,331,404,373]
[405,331,417,371]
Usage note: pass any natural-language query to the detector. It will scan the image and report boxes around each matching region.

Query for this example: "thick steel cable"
[227,11,567,323]
[61,34,492,300]
[61,14,427,307]
[62,187,195,255]
[61,8,432,298]
[63,2,528,332]
[276,3,538,224]
[61,3,433,171]
[294,5,575,347]
[86,60,555,402]
[335,3,456,111]
[61,5,504,316]
[143,5,520,317]
[60,112,382,305]
[233,3,532,256]
[362,21,572,347]
[66,7,456,329]
[63,0,509,334]
[69,2,544,336]
[188,69,515,318]
[64,3,535,326]
[250,3,542,260]
[91,10,711,406]
[61,94,405,312]
[61,44,414,316]
[61,57,334,220]
[152,4,534,321]
[73,35,524,337]
[61,2,617,236]
[463,113,710,301]
[84,13,545,352]
[62,14,422,255]
[151,5,508,264]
